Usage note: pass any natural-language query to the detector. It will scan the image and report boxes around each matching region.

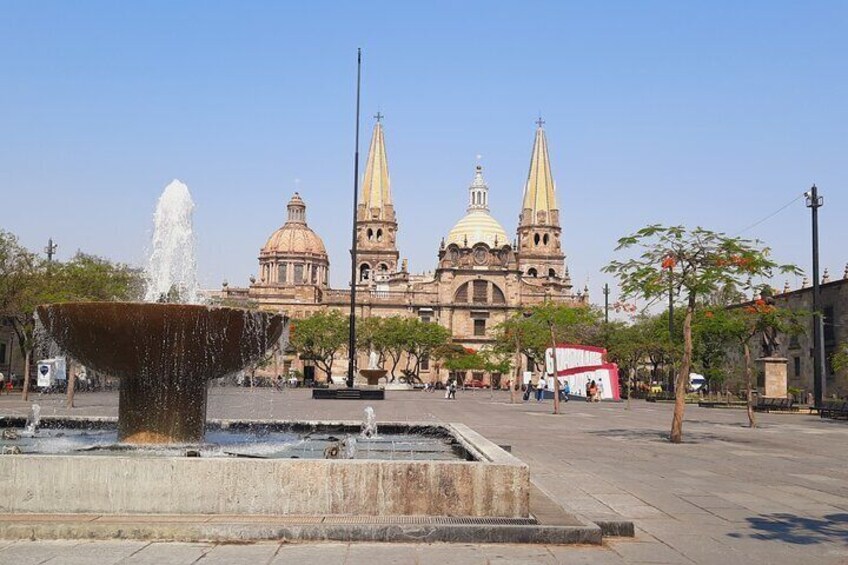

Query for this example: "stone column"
[757,357,788,398]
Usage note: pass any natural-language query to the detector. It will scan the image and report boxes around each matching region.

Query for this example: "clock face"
[473,248,488,265]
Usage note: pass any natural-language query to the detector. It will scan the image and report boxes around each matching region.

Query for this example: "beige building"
[219,119,588,384]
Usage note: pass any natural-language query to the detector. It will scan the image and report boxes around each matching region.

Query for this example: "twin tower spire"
[356,116,562,281]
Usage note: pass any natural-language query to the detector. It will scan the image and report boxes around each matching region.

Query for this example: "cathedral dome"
[261,193,328,258]
[445,165,509,248]
[446,210,509,248]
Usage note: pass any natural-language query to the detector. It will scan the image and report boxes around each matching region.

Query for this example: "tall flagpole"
[346,48,362,389]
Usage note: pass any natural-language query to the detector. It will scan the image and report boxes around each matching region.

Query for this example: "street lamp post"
[603,283,610,324]
[346,49,362,389]
[806,185,825,407]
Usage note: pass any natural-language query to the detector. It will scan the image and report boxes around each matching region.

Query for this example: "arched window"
[492,284,506,304]
[379,263,388,272]
[376,229,383,242]
[533,233,540,246]
[359,263,371,281]
[454,282,469,303]
[527,268,538,278]
[293,263,304,284]
[543,234,549,245]
[367,228,374,241]
[548,268,556,278]
[278,262,287,283]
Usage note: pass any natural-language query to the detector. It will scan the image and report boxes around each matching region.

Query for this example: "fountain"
[0,180,580,544]
[361,406,378,439]
[36,180,284,444]
[36,302,282,443]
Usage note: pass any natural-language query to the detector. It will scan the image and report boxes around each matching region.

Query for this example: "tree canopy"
[605,224,797,443]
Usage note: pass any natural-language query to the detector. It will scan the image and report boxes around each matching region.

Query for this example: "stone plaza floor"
[0,387,846,564]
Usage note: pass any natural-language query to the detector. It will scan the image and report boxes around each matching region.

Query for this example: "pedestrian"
[536,376,546,402]
[597,381,605,402]
[448,380,457,400]
[0,372,5,395]
[586,380,597,402]
[445,380,452,399]
[561,380,570,402]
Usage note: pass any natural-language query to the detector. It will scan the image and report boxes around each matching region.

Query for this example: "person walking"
[561,379,570,402]
[586,380,597,402]
[0,372,5,395]
[448,380,457,400]
[536,376,546,402]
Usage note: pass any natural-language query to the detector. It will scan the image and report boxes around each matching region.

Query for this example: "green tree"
[492,303,601,411]
[700,296,805,427]
[605,225,797,443]
[0,233,143,402]
[375,316,412,381]
[402,319,451,381]
[288,310,349,379]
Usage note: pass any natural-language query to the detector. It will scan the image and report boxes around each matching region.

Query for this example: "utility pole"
[346,49,362,389]
[45,238,57,263]
[806,185,825,407]
[603,283,610,324]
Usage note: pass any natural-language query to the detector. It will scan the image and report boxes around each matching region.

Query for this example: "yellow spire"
[360,117,392,216]
[521,119,558,225]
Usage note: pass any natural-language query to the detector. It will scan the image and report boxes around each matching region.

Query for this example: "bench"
[753,397,797,413]
[819,400,848,420]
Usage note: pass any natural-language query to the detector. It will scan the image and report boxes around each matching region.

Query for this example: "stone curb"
[0,521,603,545]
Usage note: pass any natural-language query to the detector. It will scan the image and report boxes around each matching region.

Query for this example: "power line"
[734,193,805,236]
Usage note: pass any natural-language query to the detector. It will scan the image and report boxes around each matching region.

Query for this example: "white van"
[689,373,706,392]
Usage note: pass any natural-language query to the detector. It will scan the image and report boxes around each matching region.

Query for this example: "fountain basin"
[358,368,387,386]
[0,418,529,518]
[36,302,284,444]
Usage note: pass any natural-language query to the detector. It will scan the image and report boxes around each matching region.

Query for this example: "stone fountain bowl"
[36,302,284,444]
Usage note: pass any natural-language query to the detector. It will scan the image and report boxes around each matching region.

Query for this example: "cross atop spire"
[536,114,545,128]
[374,111,384,123]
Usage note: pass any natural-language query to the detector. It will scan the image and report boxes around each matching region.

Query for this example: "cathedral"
[219,119,588,384]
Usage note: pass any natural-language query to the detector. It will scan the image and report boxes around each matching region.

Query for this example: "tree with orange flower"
[605,225,798,443]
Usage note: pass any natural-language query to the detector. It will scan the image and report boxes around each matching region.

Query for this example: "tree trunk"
[512,335,521,404]
[626,368,633,410]
[21,349,31,401]
[549,324,560,415]
[670,297,695,443]
[66,369,77,408]
[744,342,756,428]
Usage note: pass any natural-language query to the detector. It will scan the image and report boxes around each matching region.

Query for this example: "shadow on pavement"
[729,513,848,545]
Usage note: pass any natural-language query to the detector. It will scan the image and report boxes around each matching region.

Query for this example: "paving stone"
[414,543,487,564]
[200,542,280,564]
[343,543,417,564]
[271,542,348,563]
[43,540,147,565]
[479,544,558,564]
[119,542,211,564]
[0,540,77,565]
[607,540,692,564]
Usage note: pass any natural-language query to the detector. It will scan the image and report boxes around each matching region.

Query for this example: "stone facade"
[217,120,587,384]
[734,271,848,399]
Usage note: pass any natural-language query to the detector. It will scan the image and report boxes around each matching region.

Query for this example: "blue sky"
[2,1,846,306]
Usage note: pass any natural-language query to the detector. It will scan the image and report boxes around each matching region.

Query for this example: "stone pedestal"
[758,357,788,398]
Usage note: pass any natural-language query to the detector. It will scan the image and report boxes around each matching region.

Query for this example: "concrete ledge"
[312,388,386,400]
[0,515,602,545]
[0,420,528,519]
